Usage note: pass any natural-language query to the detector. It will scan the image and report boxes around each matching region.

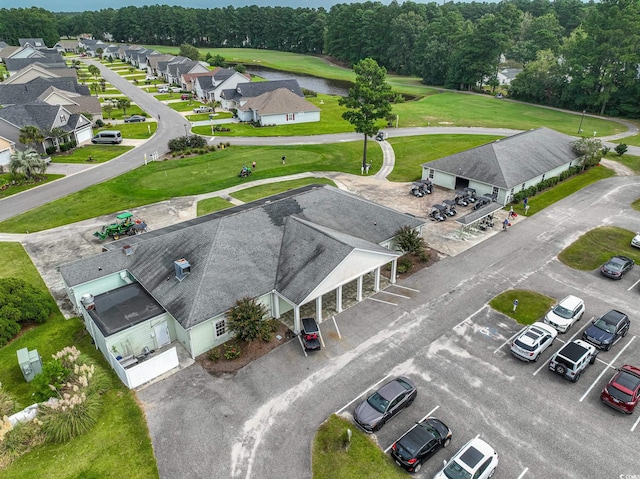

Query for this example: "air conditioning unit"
[174,258,191,281]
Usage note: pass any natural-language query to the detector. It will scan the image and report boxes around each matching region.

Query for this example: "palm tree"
[117,98,131,117]
[9,148,46,180]
[88,64,100,79]
[18,126,45,150]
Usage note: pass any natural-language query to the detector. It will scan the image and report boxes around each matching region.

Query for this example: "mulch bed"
[197,249,438,377]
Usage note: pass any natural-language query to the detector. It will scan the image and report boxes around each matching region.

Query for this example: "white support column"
[336,285,343,313]
[356,276,363,302]
[374,267,381,292]
[316,296,323,323]
[390,259,397,284]
[294,306,301,334]
[273,292,280,319]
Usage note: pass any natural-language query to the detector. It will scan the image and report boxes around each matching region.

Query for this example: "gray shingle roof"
[59,185,424,330]
[5,56,66,72]
[423,128,580,189]
[223,79,303,102]
[0,101,64,130]
[19,38,46,48]
[238,88,320,115]
[0,77,89,106]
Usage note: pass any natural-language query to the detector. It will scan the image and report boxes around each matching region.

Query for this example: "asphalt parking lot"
[133,176,640,479]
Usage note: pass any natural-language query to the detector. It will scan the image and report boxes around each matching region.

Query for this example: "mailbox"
[16,348,42,383]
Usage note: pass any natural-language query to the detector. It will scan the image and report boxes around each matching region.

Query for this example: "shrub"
[397,256,412,273]
[31,359,71,402]
[207,347,221,362]
[0,383,18,417]
[394,226,426,256]
[0,420,45,464]
[615,143,628,156]
[45,146,57,155]
[226,297,270,342]
[39,393,101,443]
[224,343,241,360]
[95,118,104,127]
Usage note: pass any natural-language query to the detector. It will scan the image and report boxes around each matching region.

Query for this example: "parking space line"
[579,336,636,403]
[627,277,640,291]
[297,335,308,358]
[389,284,420,292]
[331,316,342,339]
[533,359,548,376]
[336,374,392,415]
[517,467,529,479]
[533,322,594,376]
[632,413,640,432]
[377,290,411,299]
[383,405,441,453]
[493,326,526,354]
[453,305,487,331]
[368,297,398,306]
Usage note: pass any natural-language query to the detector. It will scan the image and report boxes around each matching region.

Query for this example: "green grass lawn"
[188,111,234,122]
[168,101,200,112]
[0,142,380,233]
[558,226,640,270]
[230,177,336,202]
[197,196,235,216]
[102,104,146,119]
[509,165,615,216]
[51,145,134,164]
[605,153,640,173]
[489,290,555,324]
[633,198,640,212]
[0,243,158,479]
[0,174,65,200]
[392,93,624,136]
[312,414,407,479]
[389,134,502,182]
[96,122,157,139]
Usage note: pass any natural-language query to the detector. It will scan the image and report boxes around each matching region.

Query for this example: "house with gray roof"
[2,63,77,85]
[59,185,424,388]
[78,38,107,57]
[0,101,93,153]
[0,77,90,106]
[0,135,15,167]
[237,88,320,126]
[5,54,67,76]
[421,127,581,205]
[19,38,47,49]
[193,68,250,102]
[221,79,303,111]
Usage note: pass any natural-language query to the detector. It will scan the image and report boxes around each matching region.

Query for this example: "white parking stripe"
[331,316,342,339]
[336,374,392,414]
[627,277,640,291]
[453,305,487,330]
[297,335,308,358]
[632,413,640,432]
[368,297,398,306]
[383,405,441,453]
[377,290,411,299]
[517,467,529,479]
[579,336,636,403]
[389,284,420,292]
[493,326,526,354]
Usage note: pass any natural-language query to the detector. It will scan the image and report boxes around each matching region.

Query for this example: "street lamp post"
[578,110,586,134]
[183,125,188,137]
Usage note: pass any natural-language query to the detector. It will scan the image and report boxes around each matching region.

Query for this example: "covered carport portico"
[274,249,401,334]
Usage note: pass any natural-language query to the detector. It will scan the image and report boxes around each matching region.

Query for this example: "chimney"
[174,258,191,281]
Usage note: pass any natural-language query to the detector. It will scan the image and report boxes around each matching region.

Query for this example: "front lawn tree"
[339,58,393,172]
[19,125,45,150]
[226,297,270,342]
[9,148,47,180]
[117,98,131,117]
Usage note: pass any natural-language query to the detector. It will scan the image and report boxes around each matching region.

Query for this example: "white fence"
[111,347,179,389]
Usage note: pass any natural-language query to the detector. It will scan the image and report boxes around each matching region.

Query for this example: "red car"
[601,365,640,414]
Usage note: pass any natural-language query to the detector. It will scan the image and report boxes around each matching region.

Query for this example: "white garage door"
[76,127,93,145]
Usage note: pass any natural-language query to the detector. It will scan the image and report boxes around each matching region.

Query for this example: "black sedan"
[391,417,452,473]
[353,377,416,432]
[583,309,630,350]
[600,255,634,279]
[124,115,147,123]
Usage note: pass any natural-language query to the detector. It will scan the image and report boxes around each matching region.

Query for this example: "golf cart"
[442,199,457,216]
[430,204,447,221]
[301,317,321,351]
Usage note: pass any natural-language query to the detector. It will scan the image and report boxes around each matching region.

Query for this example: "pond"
[245,66,351,97]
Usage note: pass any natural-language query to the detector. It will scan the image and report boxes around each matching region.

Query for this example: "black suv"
[583,310,630,350]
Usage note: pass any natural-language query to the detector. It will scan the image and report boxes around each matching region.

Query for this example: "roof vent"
[174,258,191,282]
[81,293,95,311]
[123,245,133,256]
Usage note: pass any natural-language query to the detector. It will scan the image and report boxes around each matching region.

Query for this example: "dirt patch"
[197,321,295,377]
[394,248,440,281]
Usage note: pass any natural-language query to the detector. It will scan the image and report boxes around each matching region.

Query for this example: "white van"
[92,130,122,144]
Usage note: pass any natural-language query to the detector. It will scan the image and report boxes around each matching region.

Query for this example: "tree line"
[1,0,639,117]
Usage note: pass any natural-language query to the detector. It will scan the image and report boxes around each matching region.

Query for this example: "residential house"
[2,63,77,85]
[78,38,107,57]
[18,38,48,49]
[236,88,320,125]
[163,58,209,89]
[54,39,79,54]
[421,127,581,205]
[220,79,303,111]
[130,48,158,70]
[193,68,250,102]
[0,135,15,168]
[0,45,20,62]
[5,54,67,76]
[58,185,424,388]
[0,101,93,153]
[497,68,522,86]
[102,45,120,61]
[146,54,175,78]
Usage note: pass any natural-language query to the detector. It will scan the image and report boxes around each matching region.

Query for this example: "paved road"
[138,175,640,479]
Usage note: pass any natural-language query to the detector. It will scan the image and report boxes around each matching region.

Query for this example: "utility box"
[17,348,43,383]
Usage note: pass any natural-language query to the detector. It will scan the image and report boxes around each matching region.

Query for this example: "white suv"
[434,437,498,479]
[544,295,585,333]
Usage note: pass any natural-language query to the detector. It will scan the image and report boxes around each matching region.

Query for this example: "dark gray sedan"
[354,376,417,432]
[600,255,634,279]
[124,115,147,123]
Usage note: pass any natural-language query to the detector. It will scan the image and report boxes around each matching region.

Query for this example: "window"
[287,113,295,121]
[60,114,66,122]
[542,173,546,180]
[522,183,526,190]
[428,169,434,179]
[215,320,226,337]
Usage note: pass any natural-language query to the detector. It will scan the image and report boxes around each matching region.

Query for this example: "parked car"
[170,86,182,93]
[632,233,640,249]
[193,106,213,113]
[600,255,634,279]
[548,339,598,382]
[124,115,146,123]
[353,376,416,432]
[601,365,640,414]
[391,417,452,473]
[181,94,191,100]
[434,437,498,479]
[582,310,630,350]
[544,295,585,333]
[145,75,156,81]
[510,322,558,362]
[157,86,169,93]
